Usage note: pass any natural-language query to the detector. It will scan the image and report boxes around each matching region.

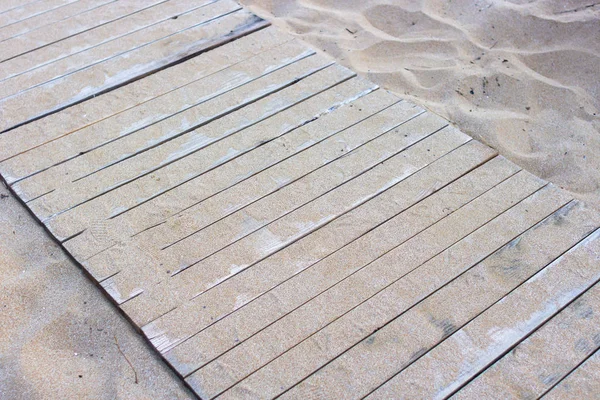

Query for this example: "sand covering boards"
[1,1,599,398]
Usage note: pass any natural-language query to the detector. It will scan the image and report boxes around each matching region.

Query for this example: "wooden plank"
[268,200,597,400]
[98,106,441,304]
[63,85,397,261]
[0,9,269,132]
[0,0,217,81]
[11,39,319,202]
[120,137,496,327]
[214,185,571,399]
[542,349,600,400]
[0,0,217,95]
[0,28,289,167]
[37,60,352,239]
[370,229,600,399]
[0,26,290,159]
[79,97,418,283]
[165,161,542,386]
[0,0,79,29]
[0,0,113,41]
[0,27,290,160]
[51,77,383,247]
[0,0,164,62]
[183,163,538,397]
[87,84,392,260]
[450,235,600,399]
[0,0,47,16]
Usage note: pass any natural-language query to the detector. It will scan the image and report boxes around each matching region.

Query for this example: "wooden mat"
[1,1,599,398]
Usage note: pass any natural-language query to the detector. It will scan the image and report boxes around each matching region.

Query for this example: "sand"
[242,0,600,209]
[0,181,194,399]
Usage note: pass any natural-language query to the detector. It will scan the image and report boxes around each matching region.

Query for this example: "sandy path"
[242,0,600,209]
[0,181,193,399]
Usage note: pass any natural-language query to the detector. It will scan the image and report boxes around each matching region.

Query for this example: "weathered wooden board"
[1,3,599,399]
[369,227,600,399]
[0,0,220,81]
[0,0,221,98]
[163,168,548,378]
[0,0,165,61]
[268,200,598,400]
[0,8,269,131]
[0,0,114,41]
[451,242,600,399]
[1,0,72,27]
[543,349,600,399]
[0,27,290,159]
[63,78,387,259]
[15,45,327,203]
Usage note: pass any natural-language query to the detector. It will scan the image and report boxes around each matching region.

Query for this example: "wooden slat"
[175,173,556,388]
[0,0,114,41]
[369,228,600,399]
[0,0,217,95]
[542,349,600,399]
[0,5,598,399]
[0,26,290,159]
[0,8,269,131]
[64,85,397,260]
[12,39,319,202]
[169,161,541,385]
[81,96,419,284]
[0,0,79,28]
[193,166,554,399]
[215,185,571,398]
[0,0,164,62]
[0,0,76,29]
[452,274,600,399]
[0,0,48,16]
[120,138,495,326]
[268,200,597,400]
[37,60,352,239]
[100,106,442,304]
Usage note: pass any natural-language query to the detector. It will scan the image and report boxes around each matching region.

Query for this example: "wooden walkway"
[1,1,599,399]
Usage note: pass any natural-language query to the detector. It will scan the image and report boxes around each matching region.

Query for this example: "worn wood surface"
[1,2,598,399]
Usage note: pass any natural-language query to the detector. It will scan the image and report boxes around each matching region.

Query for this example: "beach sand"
[242,0,600,209]
[0,181,194,400]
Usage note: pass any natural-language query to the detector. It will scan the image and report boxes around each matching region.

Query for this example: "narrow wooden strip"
[0,9,268,132]
[0,0,215,81]
[370,228,600,399]
[0,0,42,15]
[164,138,499,372]
[0,0,164,62]
[100,106,439,307]
[120,138,495,327]
[274,200,597,400]
[13,39,317,203]
[0,0,217,97]
[26,54,332,219]
[0,0,79,29]
[96,87,396,266]
[42,61,352,243]
[184,161,529,397]
[170,159,537,388]
[0,0,113,42]
[82,97,414,284]
[0,27,290,160]
[542,349,600,400]
[216,185,570,399]
[448,234,600,400]
[63,85,396,261]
